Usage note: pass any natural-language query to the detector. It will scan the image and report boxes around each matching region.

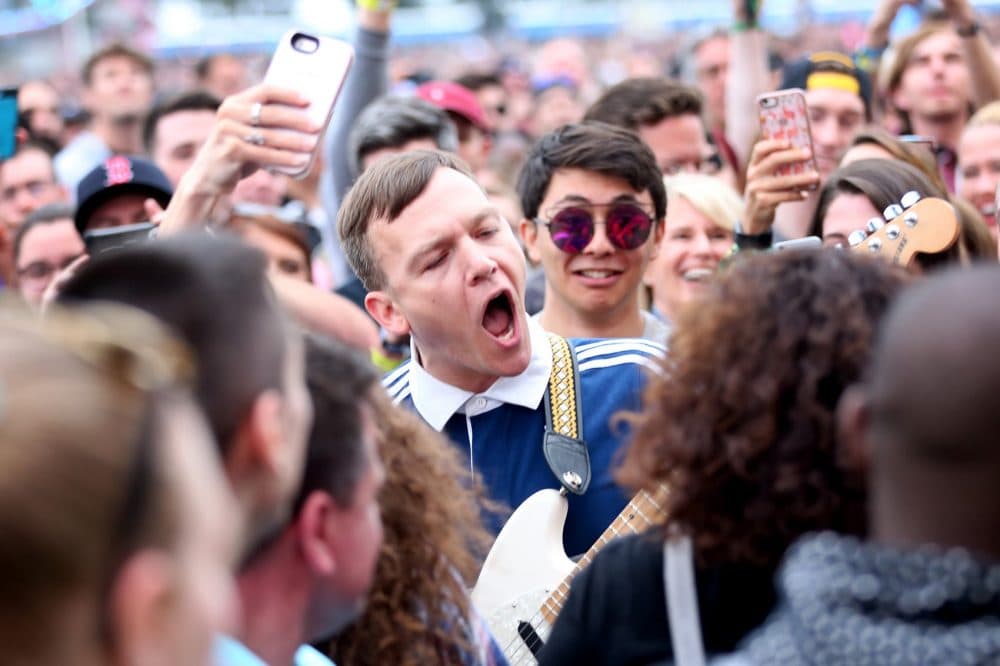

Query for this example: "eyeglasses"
[1,179,56,203]
[16,253,85,282]
[536,202,655,254]
[662,152,724,176]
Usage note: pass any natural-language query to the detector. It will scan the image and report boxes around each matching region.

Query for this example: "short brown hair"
[583,78,703,132]
[82,43,154,87]
[337,150,477,291]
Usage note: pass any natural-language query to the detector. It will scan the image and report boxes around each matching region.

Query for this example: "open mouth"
[682,267,714,283]
[482,291,516,341]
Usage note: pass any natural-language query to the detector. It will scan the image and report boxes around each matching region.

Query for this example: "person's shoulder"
[589,531,664,578]
[382,359,413,403]
[569,337,664,374]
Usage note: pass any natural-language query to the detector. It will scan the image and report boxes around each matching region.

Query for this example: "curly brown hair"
[326,387,495,665]
[618,249,909,569]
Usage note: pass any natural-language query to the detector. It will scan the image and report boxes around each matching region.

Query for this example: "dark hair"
[194,53,238,82]
[583,77,703,132]
[57,233,288,453]
[12,203,77,265]
[347,96,459,180]
[142,90,221,154]
[618,249,909,568]
[516,121,667,221]
[848,127,948,194]
[0,139,58,186]
[338,149,478,291]
[82,43,154,87]
[809,158,948,237]
[295,336,379,510]
[454,72,503,92]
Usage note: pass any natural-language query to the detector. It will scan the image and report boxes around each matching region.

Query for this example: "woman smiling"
[644,173,740,325]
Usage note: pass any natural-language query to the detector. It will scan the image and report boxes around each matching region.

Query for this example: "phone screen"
[0,87,18,160]
[83,222,156,256]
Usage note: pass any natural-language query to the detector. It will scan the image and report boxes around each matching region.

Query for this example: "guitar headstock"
[848,192,959,268]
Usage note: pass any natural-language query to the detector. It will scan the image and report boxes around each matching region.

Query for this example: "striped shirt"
[384,317,663,557]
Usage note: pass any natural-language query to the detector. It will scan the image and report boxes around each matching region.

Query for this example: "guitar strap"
[542,333,591,495]
[664,536,707,666]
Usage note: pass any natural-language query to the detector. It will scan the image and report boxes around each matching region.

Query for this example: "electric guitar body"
[473,486,669,664]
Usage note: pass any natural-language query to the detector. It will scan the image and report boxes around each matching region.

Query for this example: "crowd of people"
[3,0,1000,663]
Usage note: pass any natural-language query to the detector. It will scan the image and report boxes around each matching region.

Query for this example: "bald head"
[861,265,1000,557]
[869,266,1000,461]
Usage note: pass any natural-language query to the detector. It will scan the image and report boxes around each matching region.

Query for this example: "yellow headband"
[806,71,861,95]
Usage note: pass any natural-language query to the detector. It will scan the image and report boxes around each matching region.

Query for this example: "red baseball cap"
[415,81,491,132]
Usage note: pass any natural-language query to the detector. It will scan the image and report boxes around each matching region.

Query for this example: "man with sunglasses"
[338,149,660,559]
[518,122,669,343]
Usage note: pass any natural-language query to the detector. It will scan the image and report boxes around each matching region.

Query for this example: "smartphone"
[757,88,819,188]
[900,134,937,151]
[773,236,822,251]
[83,222,157,256]
[0,87,18,160]
[262,30,354,179]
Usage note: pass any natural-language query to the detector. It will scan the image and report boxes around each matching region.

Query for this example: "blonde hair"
[663,173,742,231]
[0,303,193,658]
[967,100,1000,128]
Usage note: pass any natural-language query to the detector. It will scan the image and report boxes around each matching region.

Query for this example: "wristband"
[854,45,886,72]
[356,0,397,10]
[733,220,773,250]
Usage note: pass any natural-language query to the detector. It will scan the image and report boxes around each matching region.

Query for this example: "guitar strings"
[500,487,670,664]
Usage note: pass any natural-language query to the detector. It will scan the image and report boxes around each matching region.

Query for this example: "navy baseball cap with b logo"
[74,155,173,233]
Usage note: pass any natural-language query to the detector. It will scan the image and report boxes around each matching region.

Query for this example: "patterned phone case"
[757,89,818,181]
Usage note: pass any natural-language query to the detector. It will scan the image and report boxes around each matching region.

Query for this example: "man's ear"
[295,490,337,576]
[364,291,410,338]
[228,389,285,482]
[519,218,543,264]
[108,551,175,663]
[837,385,871,474]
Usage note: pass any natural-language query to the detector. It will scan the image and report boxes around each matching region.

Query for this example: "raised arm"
[320,2,396,220]
[726,0,772,169]
[159,84,320,235]
[944,0,1000,108]
[269,272,379,351]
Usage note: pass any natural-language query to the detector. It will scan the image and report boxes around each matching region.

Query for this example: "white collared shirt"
[404,315,553,432]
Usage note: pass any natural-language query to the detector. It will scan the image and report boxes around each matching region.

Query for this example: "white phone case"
[263,30,355,178]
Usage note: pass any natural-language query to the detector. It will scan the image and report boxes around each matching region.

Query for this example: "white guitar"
[472,485,669,664]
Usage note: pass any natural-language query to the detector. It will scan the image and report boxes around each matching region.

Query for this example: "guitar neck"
[539,485,669,625]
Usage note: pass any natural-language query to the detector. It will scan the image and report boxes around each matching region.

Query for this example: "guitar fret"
[633,505,653,527]
[511,485,671,661]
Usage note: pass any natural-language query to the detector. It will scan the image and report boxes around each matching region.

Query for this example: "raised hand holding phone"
[158,84,320,234]
[741,90,821,235]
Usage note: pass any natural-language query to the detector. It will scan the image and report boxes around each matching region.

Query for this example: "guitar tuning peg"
[865,217,885,234]
[848,230,869,247]
[900,191,922,208]
[883,204,904,221]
